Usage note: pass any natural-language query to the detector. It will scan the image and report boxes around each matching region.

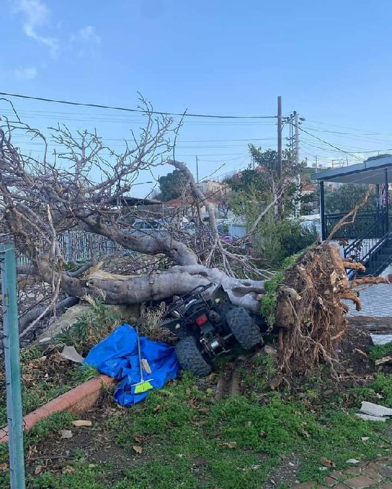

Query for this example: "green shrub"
[253,219,318,267]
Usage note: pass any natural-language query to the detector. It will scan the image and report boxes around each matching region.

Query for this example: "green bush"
[253,218,318,268]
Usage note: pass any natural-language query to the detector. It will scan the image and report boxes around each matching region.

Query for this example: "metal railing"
[344,211,388,261]
[343,211,392,277]
[326,210,387,239]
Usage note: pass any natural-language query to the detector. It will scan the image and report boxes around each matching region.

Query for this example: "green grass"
[55,300,122,355]
[0,361,99,428]
[0,301,118,428]
[2,301,392,489]
[0,411,75,489]
[8,369,391,489]
[369,341,392,362]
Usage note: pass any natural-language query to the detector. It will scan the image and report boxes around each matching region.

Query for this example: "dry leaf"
[34,465,42,475]
[259,431,267,438]
[153,405,161,413]
[62,466,76,474]
[60,430,73,439]
[0,463,8,471]
[72,420,92,427]
[133,434,146,443]
[132,445,143,454]
[320,457,336,468]
[198,407,210,414]
[268,375,283,390]
[220,441,237,449]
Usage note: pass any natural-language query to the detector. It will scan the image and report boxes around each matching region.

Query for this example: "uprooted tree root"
[274,243,387,378]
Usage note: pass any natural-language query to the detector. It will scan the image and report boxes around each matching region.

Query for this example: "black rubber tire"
[226,307,263,349]
[175,337,212,377]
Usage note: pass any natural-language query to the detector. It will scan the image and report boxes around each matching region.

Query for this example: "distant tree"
[325,184,377,214]
[226,147,316,266]
[227,147,305,220]
[158,169,189,201]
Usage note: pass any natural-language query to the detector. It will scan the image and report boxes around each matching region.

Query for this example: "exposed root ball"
[274,244,384,376]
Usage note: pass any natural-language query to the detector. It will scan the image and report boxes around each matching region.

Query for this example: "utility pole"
[196,156,199,183]
[294,111,299,166]
[292,111,301,218]
[277,96,282,179]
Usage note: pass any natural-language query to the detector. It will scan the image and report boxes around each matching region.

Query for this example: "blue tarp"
[84,324,179,406]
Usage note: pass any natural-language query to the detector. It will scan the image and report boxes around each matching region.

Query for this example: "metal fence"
[58,231,122,262]
[227,223,247,238]
[18,226,252,265]
[17,230,127,265]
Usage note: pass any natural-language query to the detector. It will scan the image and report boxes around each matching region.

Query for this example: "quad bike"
[161,283,263,376]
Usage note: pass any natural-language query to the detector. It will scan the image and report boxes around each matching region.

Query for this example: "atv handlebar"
[163,282,214,318]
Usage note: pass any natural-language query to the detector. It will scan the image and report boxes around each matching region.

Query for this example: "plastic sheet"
[84,324,179,405]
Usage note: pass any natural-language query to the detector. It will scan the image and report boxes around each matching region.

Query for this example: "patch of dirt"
[339,321,392,378]
[25,407,144,477]
[22,350,73,387]
[263,453,301,489]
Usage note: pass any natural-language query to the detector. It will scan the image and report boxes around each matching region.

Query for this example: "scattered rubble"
[356,401,392,422]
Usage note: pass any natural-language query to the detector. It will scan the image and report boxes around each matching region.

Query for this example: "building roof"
[165,195,220,207]
[302,183,316,192]
[109,196,162,206]
[311,156,392,185]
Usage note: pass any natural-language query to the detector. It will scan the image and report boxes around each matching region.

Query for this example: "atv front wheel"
[175,337,212,377]
[226,307,263,349]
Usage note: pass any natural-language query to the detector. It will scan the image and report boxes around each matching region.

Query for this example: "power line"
[302,138,392,156]
[306,118,392,136]
[304,125,392,145]
[0,91,276,120]
[296,125,362,160]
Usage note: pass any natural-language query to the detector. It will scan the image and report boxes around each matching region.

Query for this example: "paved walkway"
[295,285,392,489]
[347,284,392,317]
[294,457,392,488]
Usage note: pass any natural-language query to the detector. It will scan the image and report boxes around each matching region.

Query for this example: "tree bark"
[19,297,79,333]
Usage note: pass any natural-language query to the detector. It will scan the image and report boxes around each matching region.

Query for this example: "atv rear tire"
[175,337,212,377]
[226,307,263,349]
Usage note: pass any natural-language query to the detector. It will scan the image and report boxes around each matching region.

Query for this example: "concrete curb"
[0,375,114,443]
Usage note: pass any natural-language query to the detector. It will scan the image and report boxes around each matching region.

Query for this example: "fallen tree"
[0,99,267,324]
[0,98,385,376]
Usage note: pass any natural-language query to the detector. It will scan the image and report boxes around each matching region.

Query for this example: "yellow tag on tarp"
[134,381,153,394]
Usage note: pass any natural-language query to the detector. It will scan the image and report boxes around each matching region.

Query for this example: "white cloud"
[70,25,102,57]
[74,25,101,45]
[13,0,59,57]
[12,1,101,59]
[13,67,38,80]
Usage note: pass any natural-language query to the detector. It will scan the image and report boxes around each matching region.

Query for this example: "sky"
[2,0,392,196]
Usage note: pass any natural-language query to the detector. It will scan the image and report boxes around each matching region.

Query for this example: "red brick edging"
[0,375,114,443]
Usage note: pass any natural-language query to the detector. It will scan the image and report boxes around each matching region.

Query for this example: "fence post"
[1,243,26,489]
